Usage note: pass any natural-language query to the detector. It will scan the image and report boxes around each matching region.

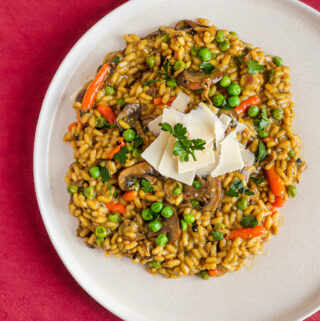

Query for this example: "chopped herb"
[256,140,267,162]
[190,199,199,207]
[107,182,113,196]
[254,107,269,131]
[226,189,239,197]
[142,79,158,88]
[212,231,224,241]
[251,177,264,185]
[96,237,104,246]
[133,135,143,148]
[113,56,121,64]
[163,34,170,43]
[246,60,264,75]
[159,122,206,162]
[113,146,129,164]
[196,89,204,95]
[199,61,216,74]
[243,189,255,196]
[240,215,258,228]
[226,179,254,196]
[100,167,112,182]
[192,180,202,189]
[142,60,170,87]
[113,190,117,198]
[237,52,247,64]
[141,178,154,193]
[268,69,275,78]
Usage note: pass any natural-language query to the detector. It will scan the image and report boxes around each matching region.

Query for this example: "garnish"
[199,61,216,74]
[226,179,254,197]
[101,167,112,182]
[107,182,113,196]
[159,122,206,162]
[251,177,264,185]
[142,60,170,87]
[163,34,170,43]
[113,146,129,164]
[256,140,267,162]
[254,107,269,131]
[190,199,199,207]
[113,56,121,64]
[133,135,143,148]
[240,215,259,228]
[212,231,224,241]
[246,60,264,75]
[192,180,202,189]
[141,178,154,193]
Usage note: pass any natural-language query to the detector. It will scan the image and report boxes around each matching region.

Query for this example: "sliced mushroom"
[217,109,239,122]
[178,70,223,90]
[118,220,145,241]
[116,103,142,131]
[142,29,164,40]
[118,161,160,191]
[184,176,222,211]
[148,205,181,243]
[75,88,86,103]
[175,19,208,32]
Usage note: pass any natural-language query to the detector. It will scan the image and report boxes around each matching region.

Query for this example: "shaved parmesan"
[162,108,184,126]
[141,132,169,169]
[196,151,218,176]
[178,142,215,174]
[147,115,163,136]
[170,91,190,112]
[158,137,195,185]
[235,122,247,133]
[240,148,255,167]
[211,132,244,177]
[219,114,232,130]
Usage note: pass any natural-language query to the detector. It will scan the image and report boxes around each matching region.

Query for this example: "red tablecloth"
[0,0,319,320]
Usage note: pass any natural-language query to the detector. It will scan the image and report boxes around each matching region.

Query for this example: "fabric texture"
[0,0,318,320]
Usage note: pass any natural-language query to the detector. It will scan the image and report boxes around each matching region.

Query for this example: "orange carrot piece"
[81,64,110,111]
[68,122,78,132]
[153,97,163,106]
[122,190,138,202]
[234,95,261,115]
[97,105,116,124]
[153,96,176,106]
[227,226,266,240]
[273,196,285,208]
[208,269,222,277]
[106,202,126,214]
[265,166,285,197]
[107,137,125,159]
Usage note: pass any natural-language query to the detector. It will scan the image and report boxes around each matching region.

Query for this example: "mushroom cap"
[178,70,224,90]
[116,103,142,131]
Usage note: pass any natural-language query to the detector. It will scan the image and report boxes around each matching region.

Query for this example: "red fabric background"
[0,0,318,320]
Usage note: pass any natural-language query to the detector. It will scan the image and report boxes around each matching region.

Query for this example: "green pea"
[191,46,200,56]
[228,96,241,108]
[67,185,78,194]
[156,234,168,246]
[229,31,238,39]
[248,105,259,117]
[192,180,202,189]
[273,56,283,67]
[184,214,195,224]
[198,47,212,62]
[215,31,225,43]
[190,200,199,207]
[172,186,182,195]
[288,150,295,159]
[200,270,210,280]
[236,197,248,211]
[161,206,173,218]
[163,34,170,43]
[108,213,120,223]
[173,60,185,71]
[288,185,297,198]
[96,117,107,128]
[84,186,95,199]
[166,78,177,88]
[151,202,164,213]
[218,40,230,52]
[104,85,115,95]
[123,129,136,142]
[148,220,162,232]
[227,83,241,96]
[116,98,125,107]
[95,226,108,238]
[272,108,284,120]
[146,55,156,68]
[89,166,101,178]
[132,148,141,159]
[180,219,188,231]
[219,76,231,88]
[142,208,154,221]
[149,260,161,269]
[212,94,225,107]
[258,129,268,138]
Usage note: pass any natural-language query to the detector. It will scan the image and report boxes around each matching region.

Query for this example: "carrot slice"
[97,105,116,124]
[81,64,110,111]
[106,202,126,214]
[153,96,177,106]
[265,166,285,197]
[107,137,125,159]
[234,95,261,115]
[227,226,266,240]
[272,196,285,208]
[208,269,222,277]
[68,122,78,132]
[122,190,138,202]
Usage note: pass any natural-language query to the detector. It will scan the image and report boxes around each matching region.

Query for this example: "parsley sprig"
[159,122,206,162]
[141,179,154,193]
[226,179,254,197]
[142,60,170,88]
[199,61,216,74]
[113,146,129,164]
[240,215,258,228]
[246,60,264,75]
[254,107,269,131]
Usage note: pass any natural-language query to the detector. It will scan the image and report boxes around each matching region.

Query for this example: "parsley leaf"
[133,135,143,148]
[226,179,254,196]
[251,177,264,185]
[141,178,154,193]
[254,107,269,131]
[240,215,258,228]
[113,146,129,164]
[107,182,113,196]
[142,60,170,87]
[246,60,264,75]
[212,231,224,241]
[200,62,216,74]
[142,79,158,88]
[256,140,267,162]
[113,56,121,64]
[243,189,255,196]
[101,167,112,182]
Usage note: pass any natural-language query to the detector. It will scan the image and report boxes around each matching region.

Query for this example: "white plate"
[34,0,320,320]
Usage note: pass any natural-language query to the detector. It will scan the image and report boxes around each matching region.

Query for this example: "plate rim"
[33,0,320,320]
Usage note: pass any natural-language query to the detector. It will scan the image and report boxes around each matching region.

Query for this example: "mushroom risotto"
[63,19,305,279]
